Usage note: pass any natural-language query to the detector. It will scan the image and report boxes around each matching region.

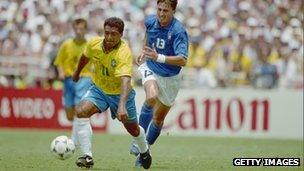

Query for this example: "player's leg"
[146,100,170,145]
[138,63,158,132]
[124,122,152,169]
[130,64,158,156]
[74,84,108,168]
[71,77,92,145]
[145,73,181,145]
[130,79,158,156]
[134,99,171,167]
[66,107,78,145]
[74,100,99,168]
[63,78,75,120]
[140,79,158,131]
[134,72,180,166]
[62,78,79,144]
[124,123,148,153]
[112,89,152,169]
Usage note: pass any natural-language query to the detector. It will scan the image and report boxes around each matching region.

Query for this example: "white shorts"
[138,63,181,106]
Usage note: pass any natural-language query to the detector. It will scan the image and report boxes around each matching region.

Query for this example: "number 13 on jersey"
[154,38,165,49]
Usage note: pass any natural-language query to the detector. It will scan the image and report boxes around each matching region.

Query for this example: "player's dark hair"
[157,0,178,11]
[72,18,87,29]
[104,17,124,34]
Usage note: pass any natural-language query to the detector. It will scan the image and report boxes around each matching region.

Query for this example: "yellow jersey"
[186,43,205,68]
[84,37,133,95]
[230,51,252,85]
[54,39,91,77]
[230,51,252,73]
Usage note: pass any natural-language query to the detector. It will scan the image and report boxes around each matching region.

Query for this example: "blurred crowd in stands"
[0,0,303,89]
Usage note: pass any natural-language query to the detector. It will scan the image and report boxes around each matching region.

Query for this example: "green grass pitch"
[0,128,302,171]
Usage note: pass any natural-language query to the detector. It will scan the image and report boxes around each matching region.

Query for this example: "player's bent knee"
[75,105,88,118]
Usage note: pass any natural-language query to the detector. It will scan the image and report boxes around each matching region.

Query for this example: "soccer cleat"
[135,154,143,167]
[130,143,140,156]
[75,154,94,168]
[135,150,152,169]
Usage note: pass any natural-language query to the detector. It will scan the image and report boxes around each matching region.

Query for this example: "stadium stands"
[0,0,302,89]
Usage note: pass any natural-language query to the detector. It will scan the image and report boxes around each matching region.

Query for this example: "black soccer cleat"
[75,154,94,168]
[138,150,152,169]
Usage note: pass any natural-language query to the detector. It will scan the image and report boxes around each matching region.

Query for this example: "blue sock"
[139,103,153,132]
[146,122,162,145]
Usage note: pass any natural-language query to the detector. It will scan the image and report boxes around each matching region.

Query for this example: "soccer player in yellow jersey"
[53,17,92,146]
[72,17,152,169]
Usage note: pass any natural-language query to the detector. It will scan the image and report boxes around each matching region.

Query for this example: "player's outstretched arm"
[72,54,90,82]
[143,46,187,66]
[117,76,132,123]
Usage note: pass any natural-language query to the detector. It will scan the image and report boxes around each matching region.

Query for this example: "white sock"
[133,126,148,154]
[75,118,93,157]
[71,120,78,145]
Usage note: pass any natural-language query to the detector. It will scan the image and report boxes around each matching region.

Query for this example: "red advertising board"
[0,88,107,131]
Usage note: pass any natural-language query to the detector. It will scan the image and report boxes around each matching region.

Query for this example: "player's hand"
[143,46,158,61]
[117,107,128,123]
[72,72,80,82]
[136,53,145,66]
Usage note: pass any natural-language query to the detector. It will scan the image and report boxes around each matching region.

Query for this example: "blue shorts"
[81,84,138,123]
[63,77,92,108]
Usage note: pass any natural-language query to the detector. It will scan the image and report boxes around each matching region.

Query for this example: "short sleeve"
[144,15,156,30]
[173,31,189,58]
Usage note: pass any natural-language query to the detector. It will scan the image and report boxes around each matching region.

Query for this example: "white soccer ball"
[50,135,75,160]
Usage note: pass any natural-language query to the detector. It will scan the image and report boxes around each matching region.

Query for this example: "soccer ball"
[50,135,75,160]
